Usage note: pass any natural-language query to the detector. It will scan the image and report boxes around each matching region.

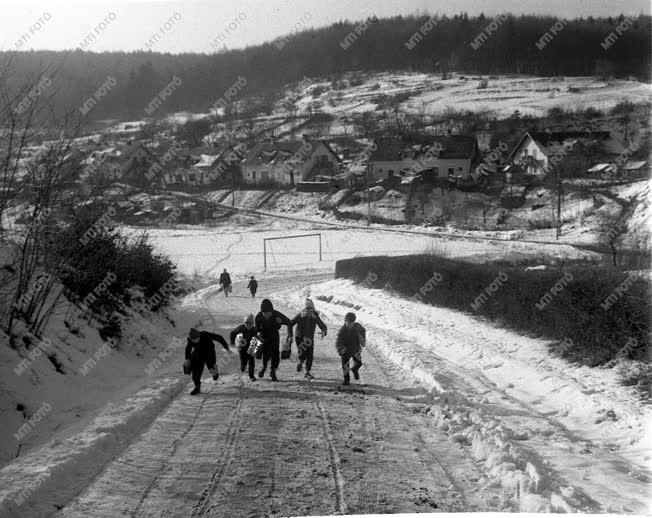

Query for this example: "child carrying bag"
[280,335,292,360]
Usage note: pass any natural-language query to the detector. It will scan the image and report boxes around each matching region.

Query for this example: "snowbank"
[273,279,651,514]
[0,376,187,517]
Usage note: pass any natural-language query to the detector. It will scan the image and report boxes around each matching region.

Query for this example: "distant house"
[162,144,245,187]
[368,135,479,182]
[508,131,624,178]
[240,139,341,186]
[118,142,158,187]
[622,160,648,177]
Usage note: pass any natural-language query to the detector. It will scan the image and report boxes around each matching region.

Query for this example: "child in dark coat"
[230,314,257,381]
[335,312,366,385]
[255,298,293,381]
[290,298,327,379]
[247,276,258,298]
[185,328,230,395]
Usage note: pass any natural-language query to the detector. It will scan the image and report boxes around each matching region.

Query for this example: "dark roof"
[189,145,220,157]
[369,135,477,161]
[529,131,612,146]
[122,142,156,158]
[242,140,340,166]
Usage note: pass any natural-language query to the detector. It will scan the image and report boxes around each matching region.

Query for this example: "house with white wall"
[507,131,624,178]
[240,139,340,186]
[368,135,478,182]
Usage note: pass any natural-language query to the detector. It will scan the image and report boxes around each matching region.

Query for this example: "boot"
[304,371,314,379]
[258,368,265,378]
[297,362,303,372]
[342,375,350,386]
[249,375,257,381]
[352,367,360,380]
[270,369,278,382]
[190,385,200,395]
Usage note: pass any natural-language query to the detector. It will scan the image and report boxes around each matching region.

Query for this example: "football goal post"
[263,233,322,270]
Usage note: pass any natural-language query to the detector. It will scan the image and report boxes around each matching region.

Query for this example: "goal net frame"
[263,233,322,270]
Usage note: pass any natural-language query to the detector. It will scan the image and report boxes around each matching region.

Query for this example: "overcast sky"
[1,0,649,54]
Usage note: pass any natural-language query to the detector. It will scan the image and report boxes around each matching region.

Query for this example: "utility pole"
[556,164,562,240]
[366,164,372,226]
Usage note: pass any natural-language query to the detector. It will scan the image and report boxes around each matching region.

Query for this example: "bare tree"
[0,60,83,338]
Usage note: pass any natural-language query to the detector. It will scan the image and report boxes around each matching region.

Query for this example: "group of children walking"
[184,297,366,394]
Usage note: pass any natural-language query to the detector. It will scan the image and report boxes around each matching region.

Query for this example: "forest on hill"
[1,13,650,122]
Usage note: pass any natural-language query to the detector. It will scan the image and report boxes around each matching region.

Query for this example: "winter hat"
[261,299,274,312]
[244,313,254,324]
[189,328,200,339]
[304,298,315,310]
[344,312,356,323]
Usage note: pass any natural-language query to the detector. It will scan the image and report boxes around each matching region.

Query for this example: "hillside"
[1,13,650,123]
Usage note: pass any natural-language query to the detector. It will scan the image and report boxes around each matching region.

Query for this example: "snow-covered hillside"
[0,287,202,469]
[289,73,650,119]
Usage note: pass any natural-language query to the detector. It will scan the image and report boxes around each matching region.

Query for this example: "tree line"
[0,12,650,123]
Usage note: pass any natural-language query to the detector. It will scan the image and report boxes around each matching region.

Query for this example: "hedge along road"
[58,276,510,517]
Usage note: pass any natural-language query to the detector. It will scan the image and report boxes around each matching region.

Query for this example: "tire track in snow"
[300,377,347,515]
[191,383,245,517]
[204,231,244,277]
[362,345,475,510]
[131,389,212,517]
[313,397,348,515]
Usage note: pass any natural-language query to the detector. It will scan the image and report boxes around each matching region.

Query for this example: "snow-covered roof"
[194,154,220,168]
[587,163,611,173]
[624,160,647,171]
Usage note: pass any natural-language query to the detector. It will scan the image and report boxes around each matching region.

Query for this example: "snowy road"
[57,276,511,517]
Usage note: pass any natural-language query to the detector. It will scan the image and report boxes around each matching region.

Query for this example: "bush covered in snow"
[335,254,649,367]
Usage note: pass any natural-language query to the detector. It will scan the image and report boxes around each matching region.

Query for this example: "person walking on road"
[219,269,232,297]
[335,312,366,386]
[185,327,230,395]
[230,314,258,381]
[247,276,258,298]
[255,298,293,382]
[290,298,327,379]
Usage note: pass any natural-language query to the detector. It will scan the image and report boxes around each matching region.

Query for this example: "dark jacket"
[185,331,229,360]
[255,310,292,347]
[230,324,258,348]
[219,272,232,286]
[335,322,366,355]
[247,279,258,292]
[290,309,327,341]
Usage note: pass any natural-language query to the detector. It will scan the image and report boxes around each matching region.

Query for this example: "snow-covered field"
[139,222,597,281]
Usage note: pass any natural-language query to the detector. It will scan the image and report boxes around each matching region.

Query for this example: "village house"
[367,135,479,183]
[240,139,340,186]
[164,144,245,187]
[116,142,159,187]
[507,130,624,178]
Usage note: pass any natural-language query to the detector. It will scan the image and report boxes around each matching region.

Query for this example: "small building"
[240,139,341,187]
[368,135,479,183]
[622,160,648,179]
[508,131,624,178]
[118,142,159,187]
